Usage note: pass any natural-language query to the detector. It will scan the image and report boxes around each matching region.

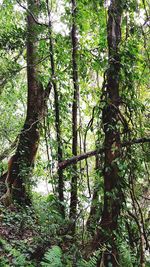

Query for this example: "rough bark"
[46,0,65,218]
[1,0,50,206]
[69,0,79,236]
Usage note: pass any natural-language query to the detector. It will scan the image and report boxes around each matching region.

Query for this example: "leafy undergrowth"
[0,194,91,267]
[0,197,54,267]
[1,195,149,267]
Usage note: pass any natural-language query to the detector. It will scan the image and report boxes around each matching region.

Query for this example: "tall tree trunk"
[1,0,50,206]
[46,0,65,218]
[69,0,79,235]
[101,2,123,263]
[91,1,123,266]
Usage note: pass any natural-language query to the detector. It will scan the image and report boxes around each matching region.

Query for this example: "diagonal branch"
[58,137,150,169]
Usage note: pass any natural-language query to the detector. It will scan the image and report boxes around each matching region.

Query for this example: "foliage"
[0,238,34,267]
[118,241,136,267]
[41,246,63,267]
[77,254,99,267]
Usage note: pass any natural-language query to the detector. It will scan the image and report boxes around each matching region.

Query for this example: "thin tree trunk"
[69,0,79,235]
[128,211,145,267]
[1,0,50,206]
[129,172,146,266]
[86,183,99,234]
[46,0,65,218]
[86,156,101,234]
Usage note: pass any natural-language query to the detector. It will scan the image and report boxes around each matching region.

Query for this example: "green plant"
[41,246,63,267]
[0,238,34,267]
[77,251,100,267]
[78,256,98,267]
[118,241,136,267]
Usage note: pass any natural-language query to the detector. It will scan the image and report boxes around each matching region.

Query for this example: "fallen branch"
[58,137,150,169]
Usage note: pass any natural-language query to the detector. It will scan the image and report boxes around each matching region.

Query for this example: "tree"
[69,0,79,236]
[1,0,50,205]
[46,0,65,218]
[99,1,123,264]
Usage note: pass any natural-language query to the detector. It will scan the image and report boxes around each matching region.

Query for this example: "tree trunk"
[86,184,100,234]
[69,0,79,236]
[86,156,101,234]
[91,1,123,266]
[46,0,65,218]
[1,0,50,206]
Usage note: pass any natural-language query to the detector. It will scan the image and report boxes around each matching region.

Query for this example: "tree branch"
[58,137,150,169]
[16,0,48,27]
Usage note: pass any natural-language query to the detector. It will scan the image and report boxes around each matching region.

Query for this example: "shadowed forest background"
[0,0,150,266]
